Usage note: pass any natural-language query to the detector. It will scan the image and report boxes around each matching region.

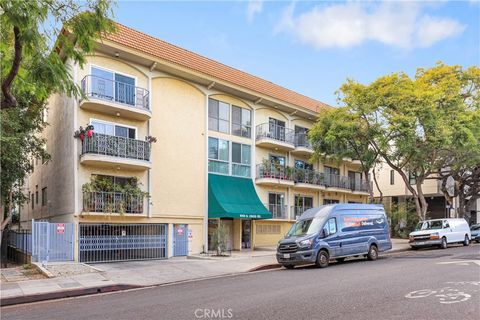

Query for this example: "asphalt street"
[2,244,480,320]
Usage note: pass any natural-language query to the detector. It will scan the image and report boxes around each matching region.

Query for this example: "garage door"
[79,224,167,263]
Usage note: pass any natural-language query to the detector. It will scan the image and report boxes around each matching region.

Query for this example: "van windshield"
[415,220,443,231]
[286,218,324,237]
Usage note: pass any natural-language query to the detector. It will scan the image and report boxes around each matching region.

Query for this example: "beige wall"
[373,163,441,197]
[20,92,76,225]
[150,77,206,218]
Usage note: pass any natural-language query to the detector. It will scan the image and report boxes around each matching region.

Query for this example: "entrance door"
[241,220,251,249]
[173,224,188,256]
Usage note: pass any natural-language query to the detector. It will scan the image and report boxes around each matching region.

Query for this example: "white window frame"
[231,142,251,178]
[89,118,138,139]
[208,137,230,175]
[231,105,252,138]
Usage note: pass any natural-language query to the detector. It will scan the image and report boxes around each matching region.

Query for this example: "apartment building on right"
[373,164,480,224]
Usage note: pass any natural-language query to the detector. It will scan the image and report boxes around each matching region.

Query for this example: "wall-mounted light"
[116,112,120,117]
[115,52,120,58]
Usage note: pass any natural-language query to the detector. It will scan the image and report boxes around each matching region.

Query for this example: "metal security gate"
[32,220,74,262]
[79,224,167,263]
[173,224,188,256]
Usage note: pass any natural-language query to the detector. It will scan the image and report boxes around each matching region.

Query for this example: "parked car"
[409,219,471,249]
[276,204,392,269]
[470,224,480,243]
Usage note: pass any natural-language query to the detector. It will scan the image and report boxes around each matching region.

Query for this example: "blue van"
[276,204,392,268]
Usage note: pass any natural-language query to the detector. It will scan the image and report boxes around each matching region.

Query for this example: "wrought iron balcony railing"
[293,132,312,149]
[256,162,294,181]
[324,173,351,189]
[81,75,150,110]
[82,133,151,161]
[266,204,288,219]
[256,123,294,144]
[291,206,313,219]
[83,191,145,214]
[293,168,325,186]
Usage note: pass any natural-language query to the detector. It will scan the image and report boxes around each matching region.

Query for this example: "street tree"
[0,0,116,229]
[312,63,479,220]
[309,106,380,202]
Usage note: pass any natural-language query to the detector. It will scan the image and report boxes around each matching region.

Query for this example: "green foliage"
[82,176,148,198]
[386,202,419,238]
[315,62,480,219]
[211,223,229,256]
[0,0,116,217]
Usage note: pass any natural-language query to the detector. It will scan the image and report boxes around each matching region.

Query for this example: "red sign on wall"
[56,223,65,234]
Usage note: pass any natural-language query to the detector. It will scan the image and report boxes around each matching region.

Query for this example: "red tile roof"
[105,23,331,113]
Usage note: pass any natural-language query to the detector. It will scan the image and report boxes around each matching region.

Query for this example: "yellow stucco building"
[20,23,369,262]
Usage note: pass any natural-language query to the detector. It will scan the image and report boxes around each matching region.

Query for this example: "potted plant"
[145,135,157,144]
[74,126,86,141]
[86,124,94,138]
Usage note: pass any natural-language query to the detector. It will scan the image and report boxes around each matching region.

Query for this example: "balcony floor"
[80,154,151,171]
[290,147,314,157]
[324,186,353,194]
[255,138,295,151]
[80,98,151,121]
[293,182,326,191]
[255,177,295,187]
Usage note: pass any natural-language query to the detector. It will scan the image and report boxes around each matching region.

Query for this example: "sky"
[113,0,480,106]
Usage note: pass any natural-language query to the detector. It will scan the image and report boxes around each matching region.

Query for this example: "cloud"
[247,1,263,23]
[276,1,465,49]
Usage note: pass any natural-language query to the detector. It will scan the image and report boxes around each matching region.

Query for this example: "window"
[208,98,230,133]
[91,67,136,106]
[326,218,337,235]
[256,224,281,234]
[268,118,286,141]
[390,170,395,185]
[93,175,137,190]
[232,143,251,177]
[324,199,340,205]
[348,171,362,190]
[42,187,47,206]
[294,160,313,171]
[35,185,39,204]
[409,172,416,185]
[268,193,285,219]
[324,166,340,176]
[294,195,313,217]
[31,193,34,210]
[208,137,229,174]
[269,155,285,167]
[91,120,136,139]
[232,106,251,138]
[294,126,309,146]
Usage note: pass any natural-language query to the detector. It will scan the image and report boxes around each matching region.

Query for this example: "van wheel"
[315,250,329,268]
[463,235,470,246]
[336,258,346,263]
[283,265,294,269]
[440,237,448,249]
[367,245,378,261]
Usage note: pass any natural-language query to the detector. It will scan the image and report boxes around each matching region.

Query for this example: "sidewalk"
[1,239,410,306]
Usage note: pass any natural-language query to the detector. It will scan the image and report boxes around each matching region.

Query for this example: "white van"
[409,218,471,249]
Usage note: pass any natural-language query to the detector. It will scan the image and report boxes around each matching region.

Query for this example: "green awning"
[208,174,272,219]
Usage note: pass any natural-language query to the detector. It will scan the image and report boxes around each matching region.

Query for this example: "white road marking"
[437,260,480,267]
[405,282,479,304]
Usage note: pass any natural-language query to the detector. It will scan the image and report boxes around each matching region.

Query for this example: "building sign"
[56,223,65,234]
[177,226,184,236]
[188,229,193,239]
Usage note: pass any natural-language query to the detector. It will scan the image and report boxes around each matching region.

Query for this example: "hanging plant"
[86,124,94,138]
[74,126,86,140]
[145,135,157,144]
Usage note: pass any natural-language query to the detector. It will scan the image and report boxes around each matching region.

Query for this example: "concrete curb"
[248,264,282,272]
[0,284,141,307]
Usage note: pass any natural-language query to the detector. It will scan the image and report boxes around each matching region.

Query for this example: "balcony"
[324,174,352,193]
[255,123,295,151]
[83,191,145,215]
[291,206,313,220]
[350,179,372,194]
[292,132,314,157]
[293,168,326,190]
[267,204,288,219]
[80,75,151,120]
[80,133,151,170]
[255,162,294,187]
